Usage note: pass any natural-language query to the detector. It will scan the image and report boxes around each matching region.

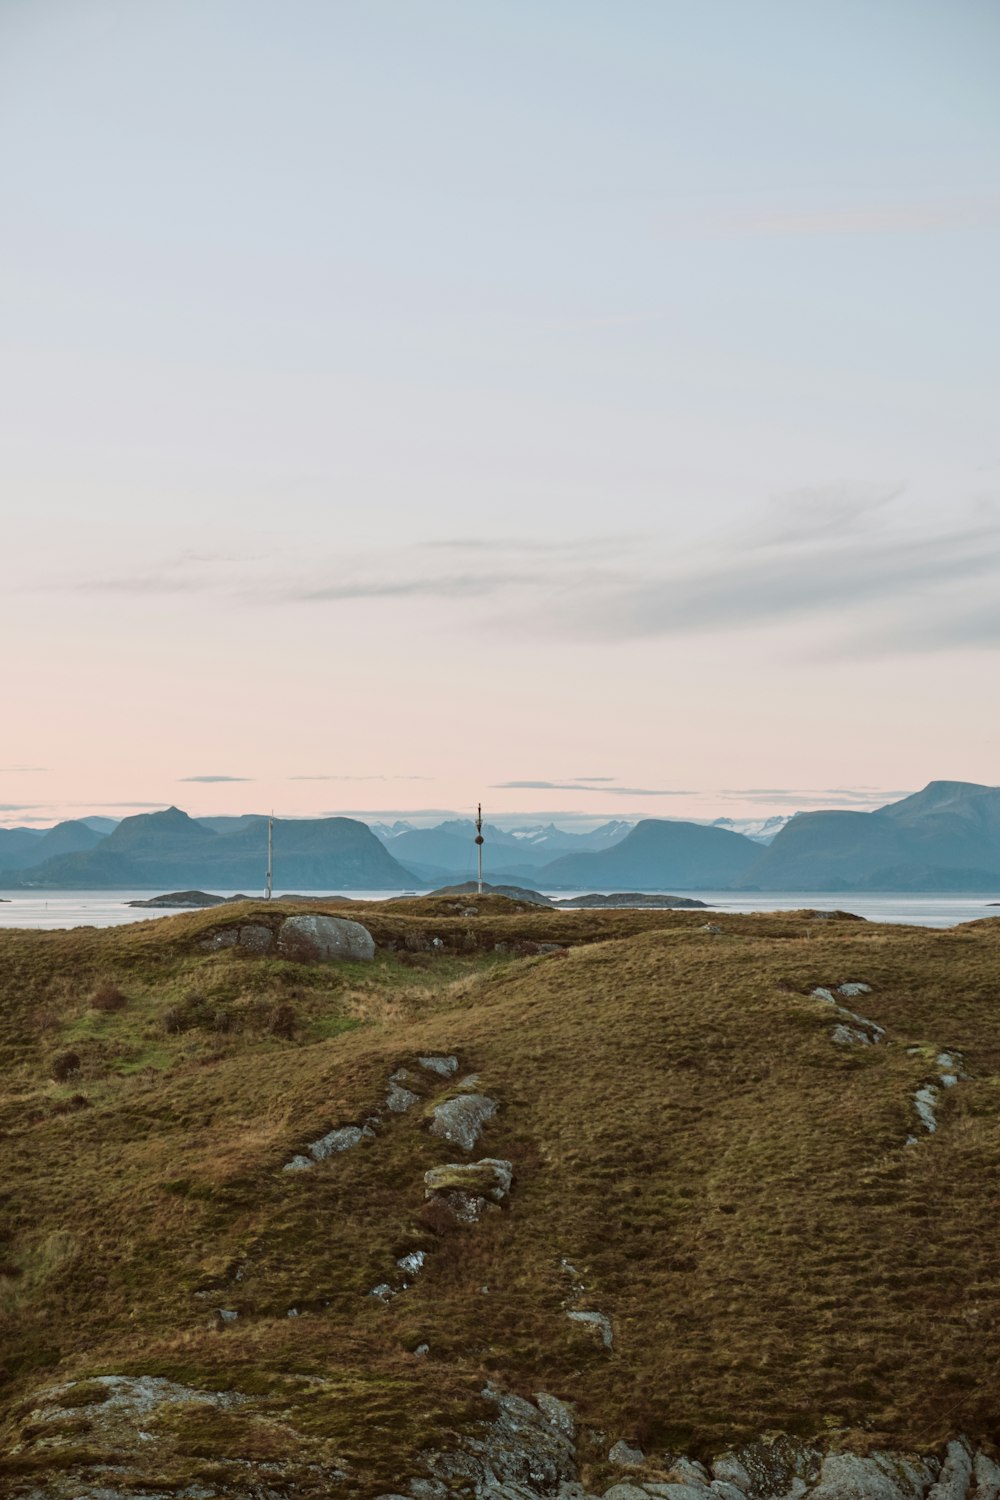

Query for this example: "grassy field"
[1,896,999,1495]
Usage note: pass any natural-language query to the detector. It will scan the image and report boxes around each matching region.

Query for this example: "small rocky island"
[126,890,247,909]
[426,881,707,910]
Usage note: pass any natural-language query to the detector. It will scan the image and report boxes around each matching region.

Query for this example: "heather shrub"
[50,1051,80,1081]
[90,979,128,1012]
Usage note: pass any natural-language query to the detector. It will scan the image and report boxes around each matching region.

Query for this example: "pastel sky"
[2,1,999,828]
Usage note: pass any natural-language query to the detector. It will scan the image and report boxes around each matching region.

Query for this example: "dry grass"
[1,899,999,1493]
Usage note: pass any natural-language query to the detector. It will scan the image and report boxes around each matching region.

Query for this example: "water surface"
[0,889,997,931]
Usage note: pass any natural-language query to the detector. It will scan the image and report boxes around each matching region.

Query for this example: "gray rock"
[276,913,375,963]
[831,1024,872,1046]
[708,1485,747,1500]
[811,987,837,1003]
[425,1158,513,1202]
[973,1453,1000,1500]
[397,1250,427,1279]
[429,1093,498,1152]
[604,1487,650,1500]
[309,1124,364,1160]
[609,1440,645,1468]
[647,1488,710,1500]
[217,1308,238,1322]
[809,1452,936,1500]
[200,927,239,950]
[566,1309,613,1348]
[928,1441,974,1500]
[386,1080,419,1113]
[282,1153,313,1172]
[670,1461,710,1488]
[238,922,273,953]
[915,1085,939,1133]
[420,1054,460,1076]
[370,1282,394,1302]
[838,982,873,996]
[535,1391,575,1439]
[710,1457,752,1492]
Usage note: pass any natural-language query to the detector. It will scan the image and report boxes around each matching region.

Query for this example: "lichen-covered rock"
[418,1385,577,1497]
[809,1451,937,1500]
[424,1159,513,1202]
[839,982,873,997]
[710,1438,820,1499]
[276,913,375,963]
[199,926,239,950]
[535,1392,575,1440]
[603,1485,649,1500]
[429,1093,498,1152]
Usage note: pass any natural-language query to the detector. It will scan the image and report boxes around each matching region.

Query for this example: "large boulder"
[276,913,375,963]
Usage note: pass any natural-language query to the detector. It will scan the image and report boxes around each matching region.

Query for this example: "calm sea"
[0,889,997,931]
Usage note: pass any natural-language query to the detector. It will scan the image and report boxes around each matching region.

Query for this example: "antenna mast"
[474,803,484,895]
[265,812,273,901]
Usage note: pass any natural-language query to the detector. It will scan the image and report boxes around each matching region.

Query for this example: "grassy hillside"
[1,898,999,1496]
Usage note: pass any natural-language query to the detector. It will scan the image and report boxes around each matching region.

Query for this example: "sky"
[2,0,999,829]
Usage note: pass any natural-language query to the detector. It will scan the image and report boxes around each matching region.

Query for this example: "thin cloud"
[493,780,694,796]
[419,535,642,556]
[178,776,253,784]
[279,571,528,604]
[289,774,431,782]
[719,788,914,810]
[0,766,49,773]
[542,515,1000,644]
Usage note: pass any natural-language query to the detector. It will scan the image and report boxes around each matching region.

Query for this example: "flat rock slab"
[277,913,375,962]
[429,1093,498,1152]
[424,1158,513,1201]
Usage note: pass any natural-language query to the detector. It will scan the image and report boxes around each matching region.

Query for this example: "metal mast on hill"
[475,804,484,895]
[265,813,273,900]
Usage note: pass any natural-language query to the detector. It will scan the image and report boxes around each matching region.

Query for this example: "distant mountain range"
[1,783,999,891]
[0,808,412,891]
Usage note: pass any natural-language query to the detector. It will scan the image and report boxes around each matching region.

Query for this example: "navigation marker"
[475,803,484,896]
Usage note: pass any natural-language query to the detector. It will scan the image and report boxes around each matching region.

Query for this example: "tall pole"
[475,803,484,895]
[265,812,273,900]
